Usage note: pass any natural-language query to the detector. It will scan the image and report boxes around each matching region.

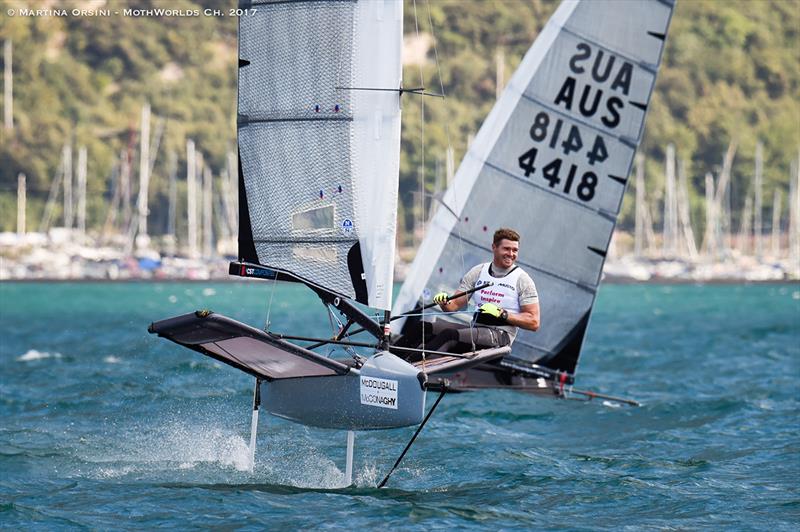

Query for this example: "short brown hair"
[493,228,520,245]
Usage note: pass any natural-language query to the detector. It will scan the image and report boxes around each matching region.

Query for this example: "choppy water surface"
[1,282,798,529]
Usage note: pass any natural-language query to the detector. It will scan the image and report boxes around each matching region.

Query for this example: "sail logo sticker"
[341,219,354,235]
[360,376,398,410]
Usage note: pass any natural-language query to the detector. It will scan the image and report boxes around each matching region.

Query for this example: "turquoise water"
[1,282,798,530]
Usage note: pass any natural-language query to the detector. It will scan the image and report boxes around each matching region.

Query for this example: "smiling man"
[425,228,540,353]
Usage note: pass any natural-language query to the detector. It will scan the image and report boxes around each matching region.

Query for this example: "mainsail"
[237,0,403,310]
[394,0,675,376]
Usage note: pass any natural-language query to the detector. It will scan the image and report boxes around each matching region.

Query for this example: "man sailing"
[424,228,540,353]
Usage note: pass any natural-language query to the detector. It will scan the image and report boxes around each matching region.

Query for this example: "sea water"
[1,282,798,529]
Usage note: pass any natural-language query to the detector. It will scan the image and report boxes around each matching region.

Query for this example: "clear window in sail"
[292,205,335,231]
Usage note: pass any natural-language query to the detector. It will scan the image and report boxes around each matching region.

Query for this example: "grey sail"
[237,0,403,310]
[393,0,675,376]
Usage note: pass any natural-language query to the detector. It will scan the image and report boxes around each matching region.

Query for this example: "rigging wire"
[425,0,467,279]
[263,273,278,331]
[325,303,362,362]
[325,303,338,357]
[424,0,475,350]
[412,0,428,372]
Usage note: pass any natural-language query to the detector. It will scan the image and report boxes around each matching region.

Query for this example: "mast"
[771,189,782,258]
[76,146,87,235]
[16,173,25,236]
[677,157,697,260]
[63,143,73,229]
[136,103,151,246]
[724,177,732,253]
[495,46,505,100]
[634,154,645,257]
[226,150,238,236]
[754,142,763,258]
[702,172,716,259]
[790,154,799,274]
[662,144,678,257]
[102,151,122,238]
[446,146,455,188]
[214,173,231,244]
[220,151,237,239]
[166,150,178,256]
[738,195,752,255]
[4,39,12,131]
[187,139,198,258]
[203,163,213,258]
[643,200,657,256]
[40,154,63,233]
[121,147,132,235]
[713,141,737,256]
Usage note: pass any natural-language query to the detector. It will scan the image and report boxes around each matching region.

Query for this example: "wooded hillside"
[1,0,798,242]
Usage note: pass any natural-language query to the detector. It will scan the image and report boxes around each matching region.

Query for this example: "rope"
[263,273,278,331]
[323,304,339,358]
[399,310,473,318]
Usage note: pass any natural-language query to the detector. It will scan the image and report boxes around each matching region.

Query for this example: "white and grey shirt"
[457,262,538,343]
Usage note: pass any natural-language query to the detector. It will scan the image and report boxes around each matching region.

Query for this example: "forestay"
[237,0,403,310]
[394,0,675,375]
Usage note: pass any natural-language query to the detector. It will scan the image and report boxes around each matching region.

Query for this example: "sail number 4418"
[518,111,609,202]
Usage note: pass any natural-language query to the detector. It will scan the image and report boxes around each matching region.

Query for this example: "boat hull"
[263,351,427,430]
[446,363,564,398]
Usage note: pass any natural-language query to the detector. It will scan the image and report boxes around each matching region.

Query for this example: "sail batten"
[237,0,402,310]
[238,116,353,125]
[394,0,674,376]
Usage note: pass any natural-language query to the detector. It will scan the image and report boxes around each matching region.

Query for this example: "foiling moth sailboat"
[149,0,674,485]
[149,0,505,485]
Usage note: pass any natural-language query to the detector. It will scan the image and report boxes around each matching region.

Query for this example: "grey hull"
[263,351,426,430]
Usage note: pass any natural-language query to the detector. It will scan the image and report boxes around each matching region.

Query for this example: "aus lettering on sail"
[554,42,634,129]
[554,42,637,130]
[508,26,660,209]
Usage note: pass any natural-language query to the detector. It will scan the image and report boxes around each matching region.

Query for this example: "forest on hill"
[0,0,798,244]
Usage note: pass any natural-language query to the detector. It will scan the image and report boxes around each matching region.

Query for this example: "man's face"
[492,239,519,269]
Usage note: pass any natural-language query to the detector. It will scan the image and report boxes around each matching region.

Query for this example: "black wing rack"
[148,311,351,381]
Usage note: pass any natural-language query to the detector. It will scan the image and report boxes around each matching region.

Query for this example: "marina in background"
[2,139,798,282]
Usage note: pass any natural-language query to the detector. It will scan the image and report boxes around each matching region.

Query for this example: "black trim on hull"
[420,353,573,394]
[444,364,564,396]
